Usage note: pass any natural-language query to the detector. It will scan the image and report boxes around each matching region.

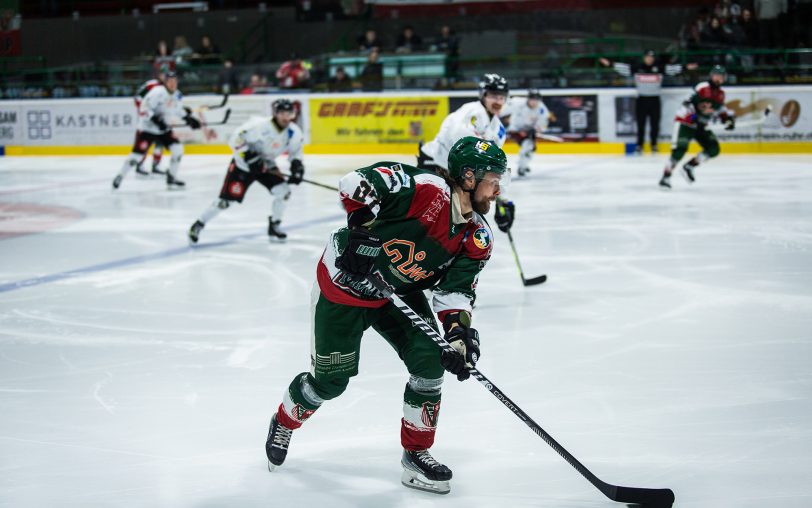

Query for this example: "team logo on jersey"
[373,164,410,193]
[474,140,491,152]
[383,239,435,282]
[421,401,441,428]
[472,227,490,250]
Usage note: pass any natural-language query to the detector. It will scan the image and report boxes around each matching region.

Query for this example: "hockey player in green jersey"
[265,136,509,494]
[659,65,735,188]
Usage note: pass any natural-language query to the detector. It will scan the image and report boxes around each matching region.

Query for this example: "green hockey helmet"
[447,136,509,190]
[709,65,727,78]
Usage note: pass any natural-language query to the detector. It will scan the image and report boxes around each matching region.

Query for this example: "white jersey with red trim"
[421,100,506,170]
[137,85,186,134]
[228,117,304,171]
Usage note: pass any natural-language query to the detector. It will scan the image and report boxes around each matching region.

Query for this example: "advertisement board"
[606,86,812,144]
[309,96,448,145]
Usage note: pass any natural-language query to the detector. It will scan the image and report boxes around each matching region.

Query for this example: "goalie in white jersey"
[418,73,516,234]
[188,99,305,243]
[112,71,201,190]
[500,89,551,177]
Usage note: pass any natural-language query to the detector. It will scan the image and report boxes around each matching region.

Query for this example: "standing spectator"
[328,66,353,92]
[360,48,384,91]
[219,59,239,94]
[395,25,423,54]
[195,35,221,65]
[435,25,460,82]
[357,29,382,52]
[754,0,788,48]
[739,8,760,46]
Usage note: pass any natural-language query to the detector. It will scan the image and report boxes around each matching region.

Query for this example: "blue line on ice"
[0,214,344,294]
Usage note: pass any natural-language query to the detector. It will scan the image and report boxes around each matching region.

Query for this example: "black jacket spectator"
[360,49,384,91]
[396,26,423,53]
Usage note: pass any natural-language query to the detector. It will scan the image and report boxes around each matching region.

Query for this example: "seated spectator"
[195,35,221,65]
[276,57,311,89]
[154,40,175,74]
[219,59,239,94]
[172,35,194,65]
[739,8,759,47]
[358,29,382,52]
[701,16,727,47]
[329,66,353,92]
[360,48,384,91]
[241,74,262,95]
[395,25,423,54]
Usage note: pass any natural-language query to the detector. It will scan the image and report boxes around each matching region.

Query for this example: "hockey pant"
[666,122,720,172]
[198,160,290,225]
[118,131,182,179]
[276,287,446,451]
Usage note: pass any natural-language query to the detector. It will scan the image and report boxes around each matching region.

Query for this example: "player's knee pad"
[408,375,443,396]
[704,142,720,158]
[169,143,184,160]
[271,182,291,200]
[217,199,230,210]
[520,138,536,153]
[308,374,350,401]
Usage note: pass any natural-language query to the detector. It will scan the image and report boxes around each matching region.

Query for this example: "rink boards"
[1,86,811,155]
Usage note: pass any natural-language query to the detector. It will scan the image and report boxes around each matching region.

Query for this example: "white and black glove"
[183,107,202,129]
[335,227,382,277]
[440,314,480,381]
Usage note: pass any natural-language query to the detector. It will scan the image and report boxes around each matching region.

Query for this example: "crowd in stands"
[679,0,812,54]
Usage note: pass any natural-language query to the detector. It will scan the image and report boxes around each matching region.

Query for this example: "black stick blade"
[523,274,547,286]
[613,486,674,507]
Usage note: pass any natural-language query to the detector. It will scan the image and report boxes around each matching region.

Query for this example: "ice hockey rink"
[1,152,811,508]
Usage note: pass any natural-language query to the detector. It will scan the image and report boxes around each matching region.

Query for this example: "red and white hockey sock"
[401,376,443,451]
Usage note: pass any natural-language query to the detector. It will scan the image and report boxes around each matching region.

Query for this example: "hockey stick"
[204,93,229,110]
[170,108,231,128]
[537,133,564,143]
[280,173,339,192]
[365,274,675,508]
[708,105,772,132]
[505,229,547,286]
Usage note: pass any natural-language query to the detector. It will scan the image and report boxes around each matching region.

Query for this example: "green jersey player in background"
[265,137,509,495]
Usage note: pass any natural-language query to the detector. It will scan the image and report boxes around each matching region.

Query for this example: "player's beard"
[472,195,493,214]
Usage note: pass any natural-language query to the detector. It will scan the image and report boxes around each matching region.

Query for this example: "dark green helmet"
[710,65,726,77]
[447,136,508,182]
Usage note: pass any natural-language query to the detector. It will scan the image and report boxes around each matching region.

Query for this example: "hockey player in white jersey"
[188,99,305,243]
[112,71,201,190]
[500,89,550,177]
[418,73,516,234]
[418,73,508,172]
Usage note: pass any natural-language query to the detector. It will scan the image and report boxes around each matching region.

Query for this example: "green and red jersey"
[317,162,494,322]
[675,81,732,127]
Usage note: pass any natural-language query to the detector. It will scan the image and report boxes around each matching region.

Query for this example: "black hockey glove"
[440,321,480,382]
[335,227,382,276]
[242,149,264,172]
[288,159,305,185]
[494,199,515,233]
[184,114,202,130]
[151,114,168,131]
[724,116,736,131]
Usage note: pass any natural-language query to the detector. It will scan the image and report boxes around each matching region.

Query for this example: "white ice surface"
[0,153,811,508]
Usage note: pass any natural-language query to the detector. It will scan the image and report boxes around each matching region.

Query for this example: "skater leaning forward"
[265,136,510,495]
[659,65,735,189]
